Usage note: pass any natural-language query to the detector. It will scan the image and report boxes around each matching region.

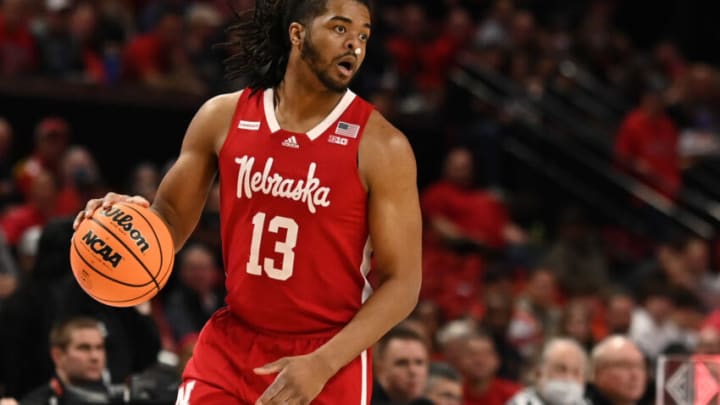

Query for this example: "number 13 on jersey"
[246,212,298,281]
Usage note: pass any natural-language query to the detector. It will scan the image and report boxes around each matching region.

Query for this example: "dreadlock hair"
[221,0,371,92]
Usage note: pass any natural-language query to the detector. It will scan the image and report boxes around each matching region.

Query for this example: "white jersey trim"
[360,350,368,405]
[263,88,357,141]
[360,238,373,303]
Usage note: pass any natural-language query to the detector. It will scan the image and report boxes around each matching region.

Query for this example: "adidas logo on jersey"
[282,136,300,149]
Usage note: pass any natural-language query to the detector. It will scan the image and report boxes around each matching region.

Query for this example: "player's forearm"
[314,272,421,375]
[151,197,205,254]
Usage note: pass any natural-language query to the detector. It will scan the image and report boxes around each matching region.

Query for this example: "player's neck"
[273,73,346,133]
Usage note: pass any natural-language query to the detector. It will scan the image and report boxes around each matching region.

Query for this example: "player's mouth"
[336,56,356,77]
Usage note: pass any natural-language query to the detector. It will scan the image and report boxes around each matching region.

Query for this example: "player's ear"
[289,22,305,47]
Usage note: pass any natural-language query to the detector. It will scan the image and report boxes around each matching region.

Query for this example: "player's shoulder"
[199,89,245,116]
[362,110,413,158]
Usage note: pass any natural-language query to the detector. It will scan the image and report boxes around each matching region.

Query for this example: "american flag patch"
[335,121,360,138]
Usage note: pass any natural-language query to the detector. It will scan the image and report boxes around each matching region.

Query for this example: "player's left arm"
[316,111,422,369]
[254,112,422,405]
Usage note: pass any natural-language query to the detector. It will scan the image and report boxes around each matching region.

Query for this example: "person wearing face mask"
[507,338,589,405]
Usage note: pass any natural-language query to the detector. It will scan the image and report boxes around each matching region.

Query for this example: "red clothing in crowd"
[614,108,680,197]
[122,33,169,80]
[386,34,464,90]
[422,181,509,247]
[421,181,510,318]
[14,155,53,198]
[0,11,36,76]
[463,378,522,405]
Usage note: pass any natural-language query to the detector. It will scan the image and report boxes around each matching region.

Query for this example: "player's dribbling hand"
[254,353,334,405]
[73,192,150,230]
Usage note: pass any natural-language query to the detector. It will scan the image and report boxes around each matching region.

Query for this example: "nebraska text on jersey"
[234,155,331,214]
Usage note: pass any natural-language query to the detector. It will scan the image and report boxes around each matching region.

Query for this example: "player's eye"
[359,33,369,42]
[334,25,347,34]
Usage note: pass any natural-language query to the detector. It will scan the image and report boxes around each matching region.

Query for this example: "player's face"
[56,328,106,383]
[302,0,371,92]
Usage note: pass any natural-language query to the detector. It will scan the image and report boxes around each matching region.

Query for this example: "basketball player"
[73,0,422,404]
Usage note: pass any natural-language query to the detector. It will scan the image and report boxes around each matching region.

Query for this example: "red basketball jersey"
[218,88,375,335]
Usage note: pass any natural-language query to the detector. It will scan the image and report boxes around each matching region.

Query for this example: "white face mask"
[538,379,585,405]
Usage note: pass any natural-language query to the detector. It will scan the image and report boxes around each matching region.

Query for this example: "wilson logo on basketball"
[99,207,151,253]
[81,230,123,268]
[234,155,331,214]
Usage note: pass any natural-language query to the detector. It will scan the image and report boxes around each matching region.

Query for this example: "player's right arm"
[73,91,242,252]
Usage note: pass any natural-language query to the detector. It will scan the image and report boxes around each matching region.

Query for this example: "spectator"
[0,170,63,246]
[35,0,86,79]
[585,336,648,405]
[14,116,71,199]
[0,0,36,77]
[604,291,635,336]
[543,207,610,297]
[557,300,595,353]
[57,145,106,214]
[409,300,445,358]
[675,235,720,310]
[185,3,223,90]
[163,242,224,344]
[436,319,477,368]
[508,338,590,405]
[614,79,681,198]
[122,6,205,94]
[372,327,431,405]
[479,289,523,381]
[509,267,561,358]
[128,162,160,203]
[421,147,526,319]
[454,332,521,405]
[425,362,463,405]
[0,218,74,398]
[20,316,112,404]
[69,2,106,83]
[629,282,692,360]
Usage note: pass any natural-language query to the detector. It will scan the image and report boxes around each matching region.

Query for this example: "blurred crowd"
[2,0,720,404]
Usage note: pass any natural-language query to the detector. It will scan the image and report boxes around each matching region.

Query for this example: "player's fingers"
[100,192,126,209]
[72,210,86,230]
[78,198,105,225]
[127,195,151,207]
[267,386,295,405]
[253,358,288,375]
[255,377,285,405]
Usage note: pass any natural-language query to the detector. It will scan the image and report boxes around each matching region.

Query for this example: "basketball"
[70,202,175,307]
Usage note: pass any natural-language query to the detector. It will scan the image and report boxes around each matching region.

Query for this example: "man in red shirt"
[122,7,204,93]
[615,84,681,198]
[452,333,521,405]
[14,117,70,199]
[421,147,526,319]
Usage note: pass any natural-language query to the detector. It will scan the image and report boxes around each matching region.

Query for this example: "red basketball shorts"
[175,307,372,404]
